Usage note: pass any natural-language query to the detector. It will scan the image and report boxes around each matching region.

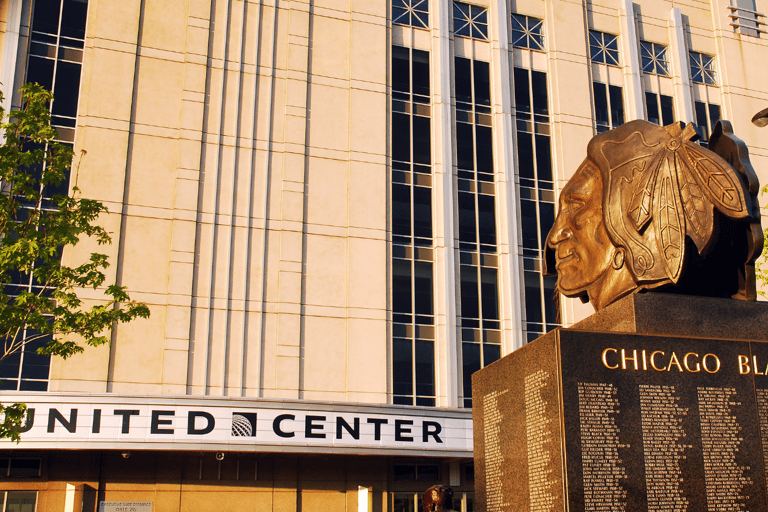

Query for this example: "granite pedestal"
[472,293,768,512]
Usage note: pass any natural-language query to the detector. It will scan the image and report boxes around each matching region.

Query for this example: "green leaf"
[0,84,150,435]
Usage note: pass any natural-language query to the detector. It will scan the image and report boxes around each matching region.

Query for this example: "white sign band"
[0,394,473,457]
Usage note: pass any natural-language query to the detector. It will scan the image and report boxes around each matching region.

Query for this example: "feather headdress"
[585,119,762,299]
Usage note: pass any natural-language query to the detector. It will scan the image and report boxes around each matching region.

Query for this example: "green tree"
[0,83,149,440]
[758,184,768,297]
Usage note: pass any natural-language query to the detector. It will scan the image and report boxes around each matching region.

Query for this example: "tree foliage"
[0,83,149,440]
[758,184,768,297]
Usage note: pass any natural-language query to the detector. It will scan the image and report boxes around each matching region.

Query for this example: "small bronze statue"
[545,119,763,311]
[422,485,455,512]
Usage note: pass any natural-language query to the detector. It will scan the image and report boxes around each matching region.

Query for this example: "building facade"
[0,0,766,510]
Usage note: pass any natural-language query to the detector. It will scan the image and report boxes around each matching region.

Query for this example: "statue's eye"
[563,198,585,214]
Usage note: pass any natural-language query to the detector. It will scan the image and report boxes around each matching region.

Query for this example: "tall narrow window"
[392,46,435,407]
[513,67,558,343]
[645,92,674,125]
[691,49,721,147]
[695,100,721,146]
[0,0,88,392]
[26,0,87,144]
[593,82,624,133]
[455,57,500,408]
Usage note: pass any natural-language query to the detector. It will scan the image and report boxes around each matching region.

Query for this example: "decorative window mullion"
[511,14,545,51]
[454,2,488,41]
[640,41,670,76]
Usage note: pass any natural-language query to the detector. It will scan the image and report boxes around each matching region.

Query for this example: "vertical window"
[392,46,435,407]
[393,0,428,29]
[592,82,624,133]
[27,0,87,143]
[690,51,717,85]
[513,67,558,343]
[640,41,669,76]
[694,100,721,146]
[455,57,500,408]
[511,14,544,50]
[589,31,619,66]
[645,92,675,125]
[0,0,88,392]
[453,2,488,40]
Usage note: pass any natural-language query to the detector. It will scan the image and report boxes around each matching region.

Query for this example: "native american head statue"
[545,119,763,311]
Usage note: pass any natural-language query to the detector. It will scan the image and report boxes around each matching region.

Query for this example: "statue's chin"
[556,265,638,311]
[586,266,638,311]
[555,274,591,298]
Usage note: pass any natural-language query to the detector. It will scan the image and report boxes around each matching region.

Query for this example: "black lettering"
[151,411,174,434]
[47,408,77,433]
[274,414,295,438]
[187,411,214,435]
[92,409,101,434]
[114,410,140,434]
[422,421,442,443]
[17,408,34,433]
[367,418,388,441]
[395,419,413,442]
[305,415,326,439]
[336,417,360,440]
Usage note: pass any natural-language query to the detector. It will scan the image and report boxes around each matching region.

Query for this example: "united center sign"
[0,393,473,457]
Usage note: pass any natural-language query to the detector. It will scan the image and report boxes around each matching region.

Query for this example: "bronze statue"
[545,119,763,310]
[422,485,455,512]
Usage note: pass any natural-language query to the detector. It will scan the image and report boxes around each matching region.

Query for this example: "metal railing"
[728,5,766,36]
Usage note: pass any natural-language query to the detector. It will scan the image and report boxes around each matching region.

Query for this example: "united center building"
[0,0,766,510]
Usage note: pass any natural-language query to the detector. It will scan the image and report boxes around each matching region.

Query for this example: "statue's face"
[547,160,614,295]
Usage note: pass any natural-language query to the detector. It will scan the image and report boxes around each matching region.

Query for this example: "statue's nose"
[547,219,572,246]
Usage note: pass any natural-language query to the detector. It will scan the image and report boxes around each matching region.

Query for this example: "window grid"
[26,0,87,143]
[453,2,488,40]
[645,91,675,126]
[391,46,436,407]
[589,31,619,66]
[690,51,717,85]
[511,14,544,51]
[513,67,559,343]
[454,57,501,408]
[694,100,721,147]
[640,41,669,76]
[0,0,87,392]
[593,82,625,133]
[0,325,52,391]
[393,0,428,29]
